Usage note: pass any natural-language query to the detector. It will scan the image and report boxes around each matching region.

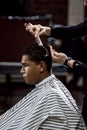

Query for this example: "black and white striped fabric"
[0,74,86,130]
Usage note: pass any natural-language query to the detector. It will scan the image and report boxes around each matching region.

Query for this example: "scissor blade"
[36,36,43,46]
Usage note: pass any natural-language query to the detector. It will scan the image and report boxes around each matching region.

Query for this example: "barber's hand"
[25,23,51,37]
[50,46,67,63]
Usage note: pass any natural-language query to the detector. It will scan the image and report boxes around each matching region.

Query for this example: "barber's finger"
[25,23,33,30]
[49,45,53,52]
[24,23,27,27]
[35,24,41,37]
[27,23,34,32]
[25,22,31,28]
[25,23,36,36]
[38,30,45,36]
[50,45,55,53]
[39,26,49,36]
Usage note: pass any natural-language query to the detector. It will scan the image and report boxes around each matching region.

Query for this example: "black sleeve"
[50,19,87,39]
[73,62,87,76]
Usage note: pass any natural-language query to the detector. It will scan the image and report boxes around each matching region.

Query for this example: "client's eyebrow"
[21,62,29,67]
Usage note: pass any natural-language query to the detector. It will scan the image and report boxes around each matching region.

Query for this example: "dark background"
[0,0,68,62]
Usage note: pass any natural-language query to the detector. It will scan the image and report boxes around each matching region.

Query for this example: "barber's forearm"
[50,19,87,39]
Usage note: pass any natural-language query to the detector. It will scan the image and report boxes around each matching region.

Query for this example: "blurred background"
[0,0,87,114]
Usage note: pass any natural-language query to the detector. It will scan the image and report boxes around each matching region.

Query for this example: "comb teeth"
[36,36,43,46]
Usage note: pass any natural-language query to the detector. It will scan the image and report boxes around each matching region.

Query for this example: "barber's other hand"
[50,46,67,64]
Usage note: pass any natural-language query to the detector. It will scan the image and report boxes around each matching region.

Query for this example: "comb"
[35,36,43,46]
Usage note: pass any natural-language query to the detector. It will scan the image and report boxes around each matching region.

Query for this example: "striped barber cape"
[0,74,86,130]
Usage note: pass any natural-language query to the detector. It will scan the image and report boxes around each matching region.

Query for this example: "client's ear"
[39,61,47,72]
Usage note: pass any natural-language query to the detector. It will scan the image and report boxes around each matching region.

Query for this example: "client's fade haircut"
[21,43,52,72]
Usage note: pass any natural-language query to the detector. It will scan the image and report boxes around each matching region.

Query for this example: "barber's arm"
[50,46,87,76]
[25,19,87,39]
[50,19,87,39]
[72,62,87,76]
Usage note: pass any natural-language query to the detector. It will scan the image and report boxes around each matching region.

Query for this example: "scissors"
[24,22,48,56]
[24,22,43,46]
